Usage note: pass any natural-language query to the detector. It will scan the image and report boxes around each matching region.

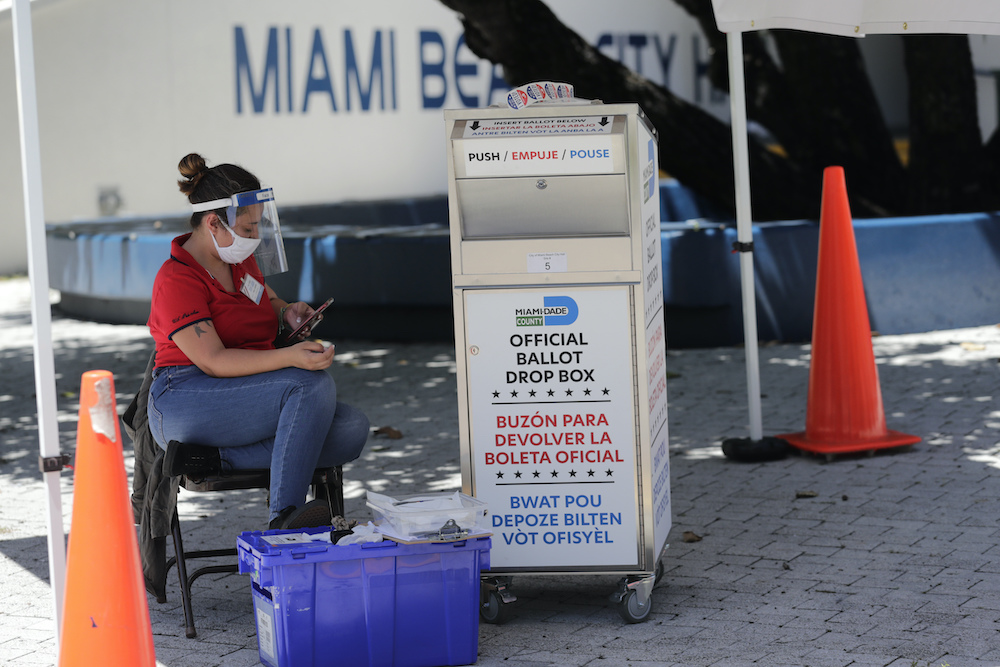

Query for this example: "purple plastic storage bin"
[237,527,491,667]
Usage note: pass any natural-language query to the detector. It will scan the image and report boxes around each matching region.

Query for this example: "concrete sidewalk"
[1,275,998,666]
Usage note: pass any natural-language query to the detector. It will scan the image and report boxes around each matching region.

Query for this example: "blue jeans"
[147,365,369,521]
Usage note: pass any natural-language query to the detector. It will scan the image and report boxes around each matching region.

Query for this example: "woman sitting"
[146,153,369,529]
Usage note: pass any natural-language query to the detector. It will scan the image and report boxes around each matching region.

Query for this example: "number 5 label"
[527,252,567,273]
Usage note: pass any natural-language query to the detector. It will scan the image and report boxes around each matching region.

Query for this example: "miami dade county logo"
[514,296,578,327]
[642,138,656,203]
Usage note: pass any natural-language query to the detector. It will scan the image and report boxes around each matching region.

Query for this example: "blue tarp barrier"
[46,185,1000,346]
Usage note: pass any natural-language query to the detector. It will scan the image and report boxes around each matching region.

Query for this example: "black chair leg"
[313,466,345,518]
[332,466,345,517]
[169,509,198,638]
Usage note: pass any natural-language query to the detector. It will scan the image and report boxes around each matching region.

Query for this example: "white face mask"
[212,220,260,264]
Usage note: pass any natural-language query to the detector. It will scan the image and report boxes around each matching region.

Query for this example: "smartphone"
[282,297,334,343]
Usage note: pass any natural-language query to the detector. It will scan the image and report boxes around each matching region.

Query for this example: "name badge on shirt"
[240,274,264,304]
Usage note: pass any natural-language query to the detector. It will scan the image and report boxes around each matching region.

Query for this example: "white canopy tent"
[709,0,1000,443]
[9,0,1000,655]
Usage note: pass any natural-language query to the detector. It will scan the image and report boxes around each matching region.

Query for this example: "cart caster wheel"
[480,588,511,624]
[616,588,652,623]
[480,578,515,624]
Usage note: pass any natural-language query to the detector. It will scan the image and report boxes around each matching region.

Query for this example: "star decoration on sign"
[583,388,592,396]
[528,390,536,397]
[514,471,522,478]
[547,389,555,397]
[496,471,504,479]
[605,469,614,477]
[569,470,577,477]
[565,389,573,396]
[602,388,610,395]
[587,469,596,477]
[493,391,500,398]
[550,470,559,478]
[532,470,541,478]
[510,390,518,398]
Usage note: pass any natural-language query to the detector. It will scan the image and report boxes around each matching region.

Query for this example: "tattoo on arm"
[193,322,212,338]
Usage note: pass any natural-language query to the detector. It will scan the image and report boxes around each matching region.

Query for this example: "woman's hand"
[174,318,334,377]
[286,340,335,370]
[283,301,319,341]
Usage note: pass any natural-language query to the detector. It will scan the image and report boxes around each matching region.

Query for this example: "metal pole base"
[721,436,791,462]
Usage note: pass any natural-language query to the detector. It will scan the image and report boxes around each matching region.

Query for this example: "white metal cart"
[445,99,672,623]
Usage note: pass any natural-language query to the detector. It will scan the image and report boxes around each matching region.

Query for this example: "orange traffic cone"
[59,371,155,666]
[779,167,920,457]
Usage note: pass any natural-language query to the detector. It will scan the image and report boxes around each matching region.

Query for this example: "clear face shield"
[191,188,288,275]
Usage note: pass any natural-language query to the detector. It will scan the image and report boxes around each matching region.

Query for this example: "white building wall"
[1,0,726,274]
[2,0,958,276]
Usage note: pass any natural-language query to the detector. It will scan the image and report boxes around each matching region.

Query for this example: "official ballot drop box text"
[446,102,671,577]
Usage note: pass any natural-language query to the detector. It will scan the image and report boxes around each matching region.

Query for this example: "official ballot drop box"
[445,100,671,618]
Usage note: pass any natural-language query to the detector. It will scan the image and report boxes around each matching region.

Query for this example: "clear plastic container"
[366,491,489,541]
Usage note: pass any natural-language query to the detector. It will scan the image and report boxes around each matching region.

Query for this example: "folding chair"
[164,465,344,638]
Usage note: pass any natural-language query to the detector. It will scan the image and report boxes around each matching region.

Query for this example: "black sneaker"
[163,440,222,479]
[270,499,332,530]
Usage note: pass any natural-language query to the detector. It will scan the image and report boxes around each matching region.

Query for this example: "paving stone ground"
[0,275,997,666]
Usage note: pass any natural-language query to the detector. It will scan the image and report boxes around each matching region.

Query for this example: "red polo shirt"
[148,234,277,368]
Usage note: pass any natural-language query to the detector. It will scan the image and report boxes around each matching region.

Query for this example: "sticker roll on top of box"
[504,81,575,110]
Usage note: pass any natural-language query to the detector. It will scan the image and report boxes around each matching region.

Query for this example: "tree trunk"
[904,35,995,213]
[675,0,905,216]
[440,0,819,221]
[440,0,993,219]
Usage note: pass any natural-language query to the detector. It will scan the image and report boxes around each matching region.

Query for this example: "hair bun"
[178,153,209,196]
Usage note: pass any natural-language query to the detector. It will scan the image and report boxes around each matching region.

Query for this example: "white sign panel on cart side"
[465,286,639,570]
[636,120,671,554]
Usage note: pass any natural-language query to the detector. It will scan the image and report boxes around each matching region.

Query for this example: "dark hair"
[177,153,261,229]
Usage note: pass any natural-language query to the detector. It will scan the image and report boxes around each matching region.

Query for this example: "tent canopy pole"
[12,0,66,639]
[726,30,764,441]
